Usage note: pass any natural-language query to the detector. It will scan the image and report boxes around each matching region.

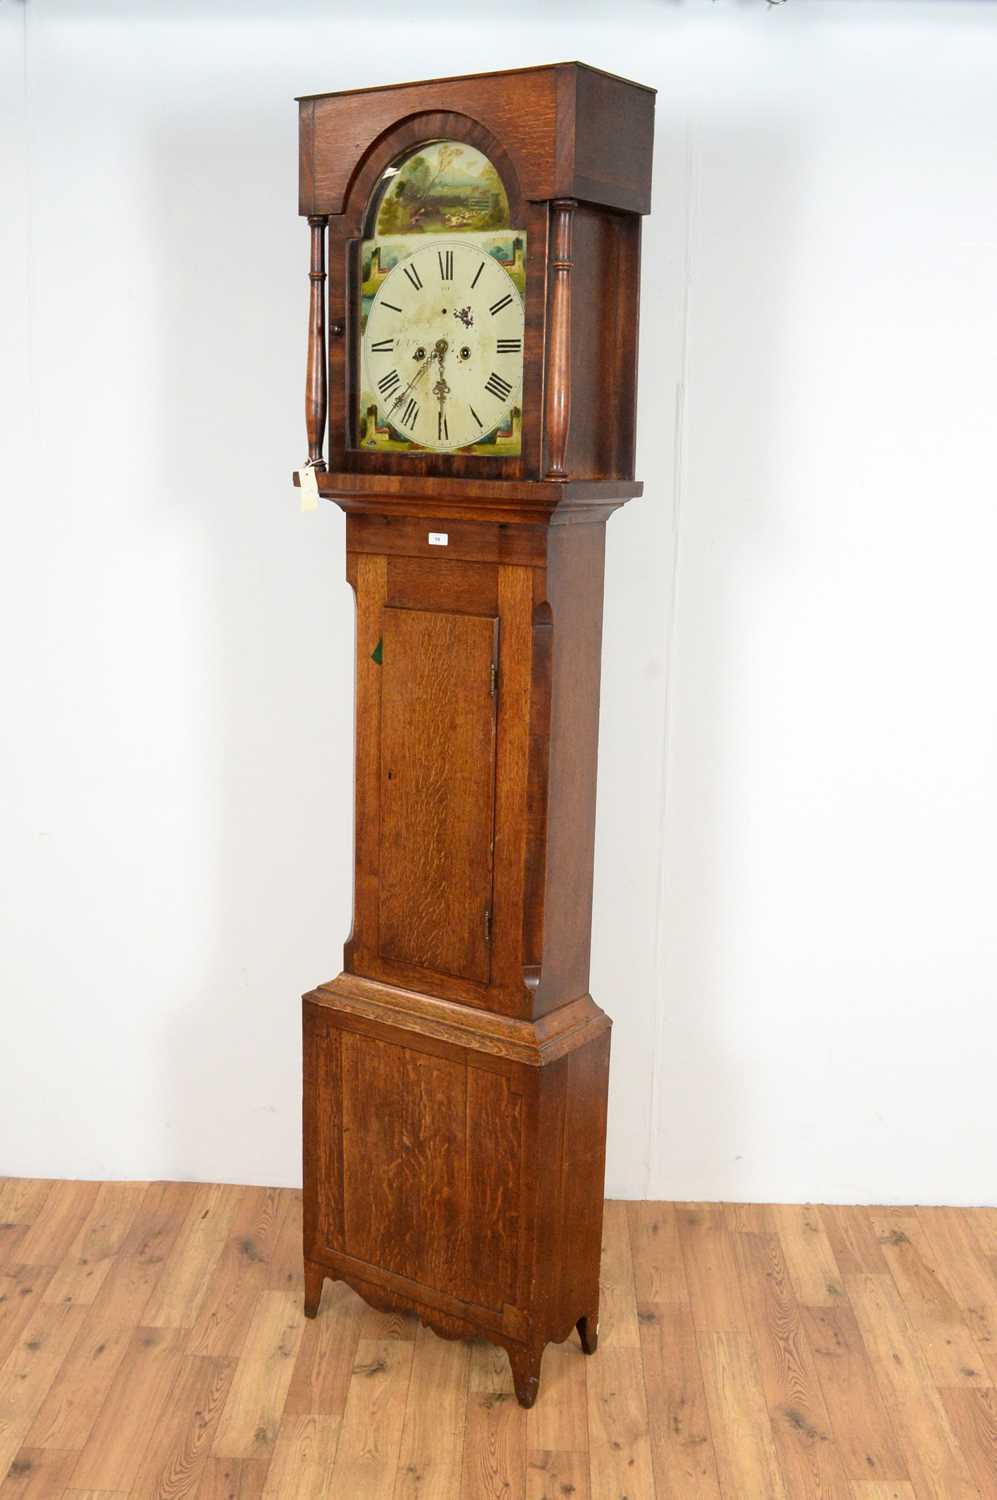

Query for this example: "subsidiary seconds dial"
[362,239,525,454]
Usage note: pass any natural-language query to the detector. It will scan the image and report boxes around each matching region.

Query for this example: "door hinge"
[489,660,498,697]
[484,905,493,944]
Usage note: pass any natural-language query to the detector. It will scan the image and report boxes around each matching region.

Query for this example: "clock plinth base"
[302,974,611,1407]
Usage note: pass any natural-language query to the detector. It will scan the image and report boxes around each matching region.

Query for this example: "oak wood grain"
[774,1203,846,1307]
[210,1292,304,1462]
[260,1414,341,1500]
[377,606,498,983]
[938,1385,997,1497]
[585,1346,655,1500]
[639,1302,722,1500]
[25,1319,133,1453]
[0,1446,78,1500]
[394,1324,469,1500]
[846,1272,979,1500]
[129,1353,235,1500]
[916,1207,997,1362]
[872,1211,992,1388]
[0,1300,85,1480]
[801,1303,910,1483]
[677,1203,749,1335]
[66,1326,187,1492]
[186,1188,287,1360]
[0,1268,55,1371]
[628,1202,690,1306]
[14,1183,99,1272]
[526,1449,589,1500]
[698,1330,789,1500]
[5,1179,997,1500]
[87,1182,198,1330]
[462,1340,527,1500]
[596,1201,639,1350]
[0,1182,52,1276]
[733,1231,851,1499]
[142,1185,242,1332]
[324,1338,413,1498]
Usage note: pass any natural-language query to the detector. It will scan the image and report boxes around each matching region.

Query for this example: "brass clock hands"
[387,349,434,416]
[432,340,451,445]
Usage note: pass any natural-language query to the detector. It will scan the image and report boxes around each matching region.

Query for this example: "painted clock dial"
[356,140,527,457]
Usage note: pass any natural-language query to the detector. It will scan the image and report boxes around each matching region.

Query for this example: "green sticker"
[371,636,383,665]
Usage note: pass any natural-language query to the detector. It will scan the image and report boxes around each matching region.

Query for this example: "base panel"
[302,979,610,1406]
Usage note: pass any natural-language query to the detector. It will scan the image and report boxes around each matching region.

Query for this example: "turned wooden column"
[305,214,328,469]
[544,198,576,478]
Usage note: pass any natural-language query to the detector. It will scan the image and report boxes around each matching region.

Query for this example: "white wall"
[2,0,996,1204]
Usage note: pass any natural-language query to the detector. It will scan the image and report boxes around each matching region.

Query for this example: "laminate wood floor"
[2,1182,996,1498]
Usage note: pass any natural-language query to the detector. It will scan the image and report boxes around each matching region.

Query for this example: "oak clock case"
[295,64,655,1409]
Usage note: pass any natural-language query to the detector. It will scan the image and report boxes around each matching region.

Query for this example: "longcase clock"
[295,62,654,1408]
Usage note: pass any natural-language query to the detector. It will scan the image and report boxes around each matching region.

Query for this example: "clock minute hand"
[388,351,433,414]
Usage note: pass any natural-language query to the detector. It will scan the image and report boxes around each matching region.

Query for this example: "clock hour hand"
[432,339,451,445]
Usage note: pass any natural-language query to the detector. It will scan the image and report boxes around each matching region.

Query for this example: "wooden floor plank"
[729,1202,781,1233]
[0,1445,78,1500]
[965,1208,997,1258]
[24,1320,133,1452]
[872,1211,991,1387]
[0,1184,53,1275]
[264,1192,303,1296]
[820,1206,891,1277]
[850,1485,918,1499]
[938,1386,997,1497]
[195,1457,269,1500]
[733,1231,851,1499]
[356,1303,420,1342]
[526,1450,590,1500]
[916,1208,997,1362]
[282,1281,365,1419]
[64,1326,187,1492]
[460,1340,526,1500]
[86,1181,198,1330]
[677,1204,748,1334]
[628,1202,690,1305]
[393,1324,469,1500]
[586,1346,656,1500]
[846,1272,980,1500]
[130,1353,236,1500]
[525,1339,587,1455]
[261,1414,341,1500]
[0,1269,56,1370]
[13,1184,99,1273]
[0,1300,85,1480]
[801,1303,910,1483]
[8,1184,997,1500]
[143,1184,242,1332]
[210,1291,304,1462]
[773,1203,845,1306]
[596,1201,640,1349]
[639,1302,722,1500]
[323,1337,414,1500]
[61,1490,130,1499]
[186,1187,286,1359]
[40,1182,144,1311]
[697,1329,788,1500]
